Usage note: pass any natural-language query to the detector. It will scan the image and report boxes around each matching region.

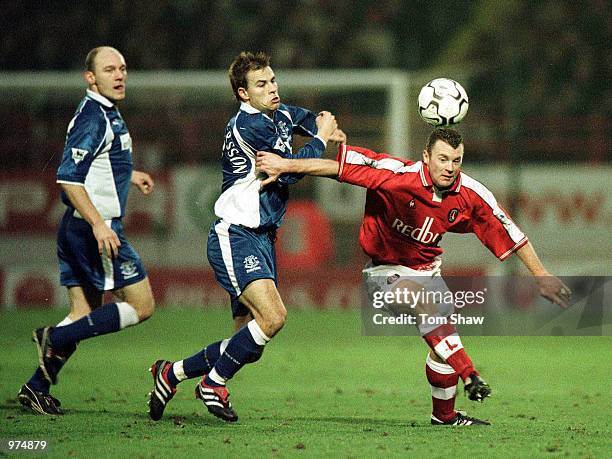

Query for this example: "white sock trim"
[426,354,455,375]
[116,302,140,329]
[431,385,457,400]
[208,368,227,385]
[56,316,74,327]
[247,320,270,346]
[172,361,187,382]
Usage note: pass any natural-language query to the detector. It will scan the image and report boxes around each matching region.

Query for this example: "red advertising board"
[0,267,362,309]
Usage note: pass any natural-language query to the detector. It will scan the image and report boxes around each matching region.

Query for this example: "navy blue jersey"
[214,102,326,229]
[56,90,133,220]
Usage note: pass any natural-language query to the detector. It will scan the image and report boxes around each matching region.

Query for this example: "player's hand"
[256,151,287,187]
[92,221,121,259]
[131,170,154,195]
[328,129,347,144]
[316,111,338,143]
[535,275,572,309]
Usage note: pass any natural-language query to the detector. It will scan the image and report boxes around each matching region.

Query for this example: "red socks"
[425,354,459,423]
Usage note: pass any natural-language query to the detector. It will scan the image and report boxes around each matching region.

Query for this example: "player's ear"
[422,149,430,165]
[237,87,249,102]
[84,71,96,86]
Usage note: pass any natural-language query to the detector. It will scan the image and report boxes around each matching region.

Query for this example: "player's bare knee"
[261,308,286,337]
[134,295,155,321]
[274,307,288,331]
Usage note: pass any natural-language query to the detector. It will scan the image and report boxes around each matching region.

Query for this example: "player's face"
[240,66,280,115]
[422,140,464,189]
[85,48,127,103]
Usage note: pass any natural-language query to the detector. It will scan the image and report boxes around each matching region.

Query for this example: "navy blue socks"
[205,320,270,387]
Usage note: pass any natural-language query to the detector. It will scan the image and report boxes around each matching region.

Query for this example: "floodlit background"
[2,6,610,456]
[1,0,610,308]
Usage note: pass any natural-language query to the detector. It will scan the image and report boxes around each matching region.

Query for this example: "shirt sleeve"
[335,144,414,190]
[281,105,327,161]
[463,186,529,260]
[56,106,108,184]
[286,105,318,138]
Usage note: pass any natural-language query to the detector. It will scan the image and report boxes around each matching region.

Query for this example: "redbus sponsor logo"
[392,216,440,244]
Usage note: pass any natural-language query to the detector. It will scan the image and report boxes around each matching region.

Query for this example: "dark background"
[1,0,609,169]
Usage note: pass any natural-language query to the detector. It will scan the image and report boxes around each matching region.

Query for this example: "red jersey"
[336,144,528,269]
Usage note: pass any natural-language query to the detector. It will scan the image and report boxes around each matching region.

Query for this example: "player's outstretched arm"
[515,242,571,308]
[60,183,121,258]
[256,152,339,187]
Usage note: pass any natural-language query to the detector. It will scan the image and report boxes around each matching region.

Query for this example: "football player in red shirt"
[256,128,571,426]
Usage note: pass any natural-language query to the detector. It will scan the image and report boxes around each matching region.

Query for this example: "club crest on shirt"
[277,121,290,138]
[244,255,261,273]
[71,148,88,164]
[448,208,460,223]
[363,158,377,168]
[120,261,138,279]
[495,211,510,226]
[386,273,400,285]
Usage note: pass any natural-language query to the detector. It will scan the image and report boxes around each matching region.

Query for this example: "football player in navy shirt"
[19,47,157,415]
[147,51,344,423]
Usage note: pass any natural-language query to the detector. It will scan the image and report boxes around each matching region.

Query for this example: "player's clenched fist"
[316,111,338,143]
[328,129,347,144]
[131,170,154,195]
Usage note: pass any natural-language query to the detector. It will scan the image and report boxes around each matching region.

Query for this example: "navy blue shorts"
[207,220,277,318]
[57,210,147,291]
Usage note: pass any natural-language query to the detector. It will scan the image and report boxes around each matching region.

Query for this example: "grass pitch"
[1,308,610,458]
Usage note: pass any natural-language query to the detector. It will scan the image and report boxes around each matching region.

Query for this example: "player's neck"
[261,107,275,117]
[433,184,452,193]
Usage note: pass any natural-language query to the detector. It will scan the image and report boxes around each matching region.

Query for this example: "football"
[418,78,469,126]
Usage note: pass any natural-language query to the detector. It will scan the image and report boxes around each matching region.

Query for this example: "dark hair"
[85,46,121,72]
[228,51,271,101]
[426,128,463,152]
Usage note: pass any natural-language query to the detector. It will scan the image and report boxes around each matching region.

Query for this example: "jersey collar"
[240,101,261,114]
[239,101,278,121]
[419,162,462,193]
[86,89,114,108]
